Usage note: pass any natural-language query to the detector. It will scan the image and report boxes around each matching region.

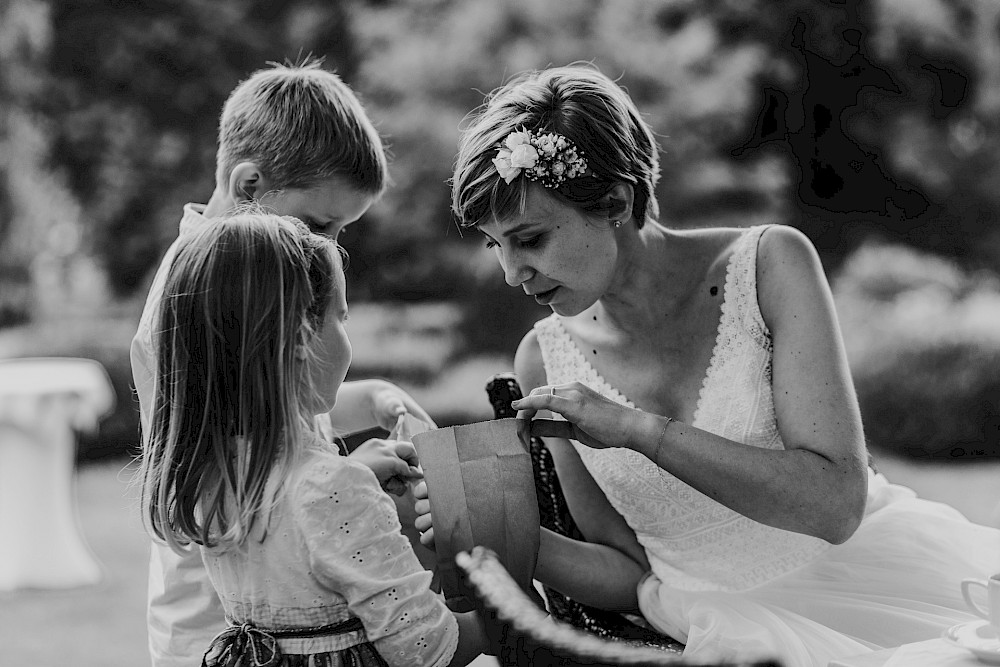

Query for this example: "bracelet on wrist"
[654,416,674,463]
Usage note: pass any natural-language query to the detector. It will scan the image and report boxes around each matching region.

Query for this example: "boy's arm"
[147,544,226,667]
[325,379,436,433]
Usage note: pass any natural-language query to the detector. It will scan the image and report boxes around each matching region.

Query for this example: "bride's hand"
[512,382,646,450]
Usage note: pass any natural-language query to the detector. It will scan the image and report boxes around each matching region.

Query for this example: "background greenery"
[1,0,999,458]
[1,2,999,664]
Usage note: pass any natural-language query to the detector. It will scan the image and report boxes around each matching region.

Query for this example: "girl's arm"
[325,379,436,433]
[297,456,485,667]
[514,226,868,544]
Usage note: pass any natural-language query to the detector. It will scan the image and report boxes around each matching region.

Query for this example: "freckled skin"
[501,212,870,548]
[480,187,620,317]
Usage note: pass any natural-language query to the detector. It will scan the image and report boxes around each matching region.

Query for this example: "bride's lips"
[531,286,559,305]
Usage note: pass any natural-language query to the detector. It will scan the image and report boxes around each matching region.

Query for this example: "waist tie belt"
[202,616,365,667]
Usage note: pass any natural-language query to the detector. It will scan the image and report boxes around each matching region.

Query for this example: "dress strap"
[533,315,636,408]
[729,225,774,345]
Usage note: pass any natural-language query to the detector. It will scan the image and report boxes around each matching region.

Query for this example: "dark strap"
[267,616,364,638]
[203,617,365,667]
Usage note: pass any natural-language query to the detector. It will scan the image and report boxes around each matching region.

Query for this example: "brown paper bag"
[412,418,551,612]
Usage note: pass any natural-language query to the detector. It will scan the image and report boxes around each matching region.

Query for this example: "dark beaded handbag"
[484,373,686,654]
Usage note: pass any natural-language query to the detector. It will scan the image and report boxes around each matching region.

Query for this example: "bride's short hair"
[451,63,661,229]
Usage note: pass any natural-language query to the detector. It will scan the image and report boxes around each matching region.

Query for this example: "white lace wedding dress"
[533,224,1000,666]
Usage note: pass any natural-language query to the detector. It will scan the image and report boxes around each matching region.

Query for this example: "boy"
[131,60,433,667]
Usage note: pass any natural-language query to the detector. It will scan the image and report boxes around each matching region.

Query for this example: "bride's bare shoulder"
[675,225,750,273]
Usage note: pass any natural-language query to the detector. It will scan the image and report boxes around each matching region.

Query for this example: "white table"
[0,357,115,590]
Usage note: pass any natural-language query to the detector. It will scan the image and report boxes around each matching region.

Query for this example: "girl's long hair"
[139,212,341,553]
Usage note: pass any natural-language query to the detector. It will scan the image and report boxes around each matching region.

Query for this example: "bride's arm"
[514,226,868,545]
[535,527,646,612]
[514,331,651,594]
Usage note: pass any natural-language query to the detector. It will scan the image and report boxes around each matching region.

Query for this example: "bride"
[417,63,1000,666]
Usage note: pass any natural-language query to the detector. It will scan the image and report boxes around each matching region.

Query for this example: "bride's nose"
[500,248,533,287]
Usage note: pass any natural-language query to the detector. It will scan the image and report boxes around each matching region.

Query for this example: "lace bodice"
[534,225,830,592]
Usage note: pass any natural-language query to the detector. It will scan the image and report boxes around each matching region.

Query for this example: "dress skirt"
[637,471,1000,666]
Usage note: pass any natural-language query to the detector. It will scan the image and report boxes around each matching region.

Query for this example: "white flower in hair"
[493,127,588,188]
[505,129,533,150]
[509,143,539,169]
[492,151,519,184]
[535,135,556,155]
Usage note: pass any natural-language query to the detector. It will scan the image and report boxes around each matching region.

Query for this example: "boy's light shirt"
[131,203,230,667]
[132,203,206,435]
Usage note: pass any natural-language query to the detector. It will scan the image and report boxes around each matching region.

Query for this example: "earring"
[612,219,624,228]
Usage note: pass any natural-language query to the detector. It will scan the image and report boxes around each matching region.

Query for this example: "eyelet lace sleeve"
[293,455,458,667]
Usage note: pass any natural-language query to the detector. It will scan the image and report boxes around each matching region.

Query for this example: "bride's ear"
[598,182,635,227]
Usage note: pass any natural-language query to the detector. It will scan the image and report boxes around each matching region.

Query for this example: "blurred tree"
[0,0,75,326]
[867,0,1000,269]
[3,0,998,461]
[350,0,793,351]
[729,0,1000,269]
[33,0,363,296]
[6,0,999,339]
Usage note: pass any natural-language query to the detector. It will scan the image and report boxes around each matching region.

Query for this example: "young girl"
[139,211,487,667]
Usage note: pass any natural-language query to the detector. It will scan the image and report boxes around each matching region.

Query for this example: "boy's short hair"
[216,59,388,196]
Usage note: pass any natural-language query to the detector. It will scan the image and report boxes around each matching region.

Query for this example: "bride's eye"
[520,235,542,249]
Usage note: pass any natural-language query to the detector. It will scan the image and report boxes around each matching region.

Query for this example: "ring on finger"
[550,386,557,396]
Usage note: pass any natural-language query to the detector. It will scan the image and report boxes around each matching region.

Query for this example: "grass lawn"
[0,459,149,666]
[1,452,997,666]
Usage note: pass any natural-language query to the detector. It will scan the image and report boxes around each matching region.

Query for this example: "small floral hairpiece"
[492,128,588,188]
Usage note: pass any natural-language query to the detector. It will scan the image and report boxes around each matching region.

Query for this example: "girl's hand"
[369,381,436,431]
[412,480,435,548]
[349,439,423,496]
[512,382,646,450]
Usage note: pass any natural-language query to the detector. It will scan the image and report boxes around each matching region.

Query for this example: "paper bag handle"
[527,418,574,440]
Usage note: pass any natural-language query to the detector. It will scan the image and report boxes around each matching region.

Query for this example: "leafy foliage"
[3,0,1000,458]
[32,0,362,295]
[5,0,1000,301]
[834,242,1000,455]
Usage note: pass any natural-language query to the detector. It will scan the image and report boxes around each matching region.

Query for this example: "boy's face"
[259,176,376,240]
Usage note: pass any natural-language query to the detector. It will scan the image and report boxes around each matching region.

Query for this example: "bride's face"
[478,186,619,316]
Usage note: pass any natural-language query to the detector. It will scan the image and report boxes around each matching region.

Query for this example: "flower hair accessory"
[492,128,588,188]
